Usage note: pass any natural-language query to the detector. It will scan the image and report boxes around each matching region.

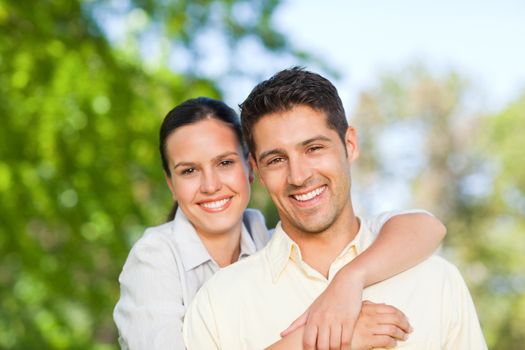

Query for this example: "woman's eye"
[219,160,234,167]
[181,168,195,175]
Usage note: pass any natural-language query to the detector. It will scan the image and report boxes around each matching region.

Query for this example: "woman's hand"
[280,270,365,350]
[274,300,411,350]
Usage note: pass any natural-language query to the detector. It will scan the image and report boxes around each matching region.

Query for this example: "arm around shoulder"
[280,209,446,349]
[356,209,447,286]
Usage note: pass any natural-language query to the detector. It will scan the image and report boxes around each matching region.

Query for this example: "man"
[183,67,487,349]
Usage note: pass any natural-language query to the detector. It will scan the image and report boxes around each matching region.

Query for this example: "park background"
[1,0,524,348]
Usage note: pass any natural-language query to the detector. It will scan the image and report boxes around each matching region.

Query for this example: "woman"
[114,97,446,349]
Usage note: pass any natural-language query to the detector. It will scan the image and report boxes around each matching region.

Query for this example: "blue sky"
[274,0,525,112]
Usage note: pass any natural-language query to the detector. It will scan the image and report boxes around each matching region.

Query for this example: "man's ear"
[165,174,177,201]
[249,154,262,185]
[247,159,255,184]
[345,126,360,162]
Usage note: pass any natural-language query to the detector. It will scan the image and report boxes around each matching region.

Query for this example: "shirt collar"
[266,217,368,283]
[266,222,297,283]
[171,208,257,272]
[351,217,370,255]
[239,217,258,257]
[171,208,213,272]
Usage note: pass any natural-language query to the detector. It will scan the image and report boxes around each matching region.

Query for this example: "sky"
[273,0,525,113]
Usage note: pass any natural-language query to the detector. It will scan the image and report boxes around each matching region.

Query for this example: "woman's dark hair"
[159,97,246,221]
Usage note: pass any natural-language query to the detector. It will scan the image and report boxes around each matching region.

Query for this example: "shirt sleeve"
[183,282,221,350]
[442,264,488,350]
[114,233,186,350]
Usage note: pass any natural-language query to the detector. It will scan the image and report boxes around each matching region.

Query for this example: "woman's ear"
[165,174,177,201]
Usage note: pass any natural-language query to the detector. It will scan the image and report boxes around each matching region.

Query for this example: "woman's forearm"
[340,212,446,287]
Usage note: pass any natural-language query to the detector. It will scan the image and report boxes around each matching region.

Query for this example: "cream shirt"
[183,212,487,350]
[114,208,269,350]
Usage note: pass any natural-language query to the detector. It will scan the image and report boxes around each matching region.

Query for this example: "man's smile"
[289,185,327,206]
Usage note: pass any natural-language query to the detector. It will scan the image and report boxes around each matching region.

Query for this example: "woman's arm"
[281,211,446,349]
[114,233,187,350]
[269,301,412,350]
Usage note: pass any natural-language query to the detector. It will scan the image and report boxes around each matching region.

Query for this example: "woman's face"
[164,118,251,238]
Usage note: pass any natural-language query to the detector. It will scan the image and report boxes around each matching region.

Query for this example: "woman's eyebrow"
[173,151,240,169]
[213,150,239,160]
[172,161,196,170]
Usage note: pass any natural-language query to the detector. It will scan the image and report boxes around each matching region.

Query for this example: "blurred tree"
[0,0,297,348]
[479,94,525,349]
[351,65,525,349]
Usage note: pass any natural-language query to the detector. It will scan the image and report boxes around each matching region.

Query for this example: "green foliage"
[478,94,525,349]
[0,0,290,348]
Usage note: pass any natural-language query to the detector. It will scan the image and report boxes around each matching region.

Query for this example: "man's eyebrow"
[301,135,332,146]
[257,136,333,162]
[257,148,286,163]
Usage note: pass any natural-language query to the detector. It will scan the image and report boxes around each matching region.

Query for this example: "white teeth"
[201,198,230,209]
[293,186,326,202]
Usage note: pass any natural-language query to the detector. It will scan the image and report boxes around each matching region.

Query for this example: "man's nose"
[286,157,313,186]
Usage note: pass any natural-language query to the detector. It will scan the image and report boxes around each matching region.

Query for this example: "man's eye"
[307,145,323,153]
[219,160,234,167]
[268,157,285,166]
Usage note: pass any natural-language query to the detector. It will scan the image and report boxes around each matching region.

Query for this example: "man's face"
[251,105,359,236]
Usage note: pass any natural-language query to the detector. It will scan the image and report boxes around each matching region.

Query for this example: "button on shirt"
[183,211,487,350]
[114,208,269,350]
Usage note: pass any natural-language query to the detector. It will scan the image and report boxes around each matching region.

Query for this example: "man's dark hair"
[239,67,348,157]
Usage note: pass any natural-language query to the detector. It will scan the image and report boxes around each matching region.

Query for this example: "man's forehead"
[252,106,337,154]
[252,105,330,133]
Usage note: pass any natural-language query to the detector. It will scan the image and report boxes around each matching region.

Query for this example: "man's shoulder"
[183,249,272,349]
[399,254,463,281]
[366,253,463,294]
[422,255,471,293]
[207,247,270,291]
[419,254,463,278]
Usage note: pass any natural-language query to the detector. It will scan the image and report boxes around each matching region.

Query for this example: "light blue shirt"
[113,208,269,350]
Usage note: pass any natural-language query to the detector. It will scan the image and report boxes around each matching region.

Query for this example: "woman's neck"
[197,224,242,268]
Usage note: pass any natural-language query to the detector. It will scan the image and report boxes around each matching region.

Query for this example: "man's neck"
[283,207,360,278]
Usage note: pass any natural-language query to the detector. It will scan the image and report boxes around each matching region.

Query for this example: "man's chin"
[290,217,334,235]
